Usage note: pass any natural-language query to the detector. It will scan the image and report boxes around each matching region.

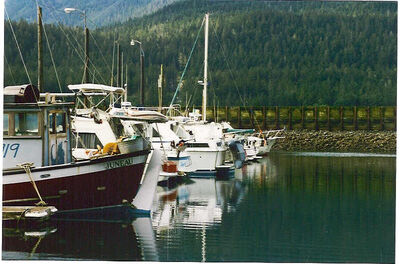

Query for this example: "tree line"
[4,0,397,107]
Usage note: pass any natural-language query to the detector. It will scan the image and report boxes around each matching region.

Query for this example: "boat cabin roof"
[4,84,74,110]
[68,83,125,94]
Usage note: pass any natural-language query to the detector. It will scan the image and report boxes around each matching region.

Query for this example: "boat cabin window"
[3,114,9,136]
[152,128,160,137]
[73,132,103,149]
[4,112,39,136]
[49,112,66,134]
[15,113,39,136]
[185,142,209,148]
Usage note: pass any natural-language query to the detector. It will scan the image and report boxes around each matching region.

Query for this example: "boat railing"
[263,128,286,139]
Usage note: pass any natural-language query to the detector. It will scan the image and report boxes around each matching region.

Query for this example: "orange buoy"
[162,161,177,173]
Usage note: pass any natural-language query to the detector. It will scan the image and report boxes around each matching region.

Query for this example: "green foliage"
[4,0,397,106]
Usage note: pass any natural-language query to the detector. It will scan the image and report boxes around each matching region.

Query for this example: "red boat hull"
[3,152,148,212]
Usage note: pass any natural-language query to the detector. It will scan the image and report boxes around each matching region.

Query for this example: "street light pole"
[131,39,145,106]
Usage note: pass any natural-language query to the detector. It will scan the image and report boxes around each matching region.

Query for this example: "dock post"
[275,106,279,129]
[238,107,242,128]
[301,106,305,129]
[380,107,385,131]
[225,106,229,122]
[288,106,292,130]
[314,106,319,130]
[340,106,344,130]
[327,106,331,131]
[367,106,371,130]
[354,106,358,130]
[249,107,255,129]
[262,106,266,130]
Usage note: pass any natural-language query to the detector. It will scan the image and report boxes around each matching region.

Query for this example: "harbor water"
[2,152,395,262]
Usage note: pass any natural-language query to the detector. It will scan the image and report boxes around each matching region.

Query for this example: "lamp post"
[131,39,145,106]
[64,7,89,83]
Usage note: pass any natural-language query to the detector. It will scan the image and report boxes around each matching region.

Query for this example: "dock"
[3,206,58,221]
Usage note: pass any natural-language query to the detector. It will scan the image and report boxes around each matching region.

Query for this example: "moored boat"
[3,84,150,216]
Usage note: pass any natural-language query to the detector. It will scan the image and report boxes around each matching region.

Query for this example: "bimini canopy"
[68,83,125,95]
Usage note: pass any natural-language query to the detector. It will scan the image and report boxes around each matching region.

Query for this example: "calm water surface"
[3,152,395,262]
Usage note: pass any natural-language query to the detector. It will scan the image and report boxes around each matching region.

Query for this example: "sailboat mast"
[202,13,209,122]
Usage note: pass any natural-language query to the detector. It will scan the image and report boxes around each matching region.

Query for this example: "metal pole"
[84,27,89,83]
[117,43,121,87]
[125,63,128,102]
[121,52,124,87]
[158,64,163,111]
[140,45,144,105]
[202,13,209,122]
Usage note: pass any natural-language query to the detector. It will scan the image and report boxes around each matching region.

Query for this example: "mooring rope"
[17,162,47,206]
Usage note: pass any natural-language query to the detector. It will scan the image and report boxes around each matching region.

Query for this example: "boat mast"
[202,13,209,122]
[37,5,43,92]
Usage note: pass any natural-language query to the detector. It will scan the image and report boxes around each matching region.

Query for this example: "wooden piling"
[238,107,242,128]
[327,106,331,131]
[354,106,358,130]
[380,107,384,131]
[262,106,266,129]
[249,107,255,128]
[301,106,305,129]
[367,106,371,130]
[288,106,292,130]
[340,106,344,130]
[275,106,279,129]
[314,106,319,130]
[225,106,229,121]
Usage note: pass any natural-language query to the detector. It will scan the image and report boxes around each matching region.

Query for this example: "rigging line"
[207,66,218,121]
[211,21,262,130]
[84,0,126,26]
[37,0,107,84]
[4,55,16,84]
[39,5,64,97]
[5,8,33,86]
[88,29,113,76]
[167,17,206,116]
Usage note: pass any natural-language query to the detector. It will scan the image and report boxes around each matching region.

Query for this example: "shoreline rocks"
[272,130,396,153]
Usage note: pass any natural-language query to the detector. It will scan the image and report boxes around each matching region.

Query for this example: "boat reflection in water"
[237,155,278,185]
[152,177,246,231]
[2,217,158,261]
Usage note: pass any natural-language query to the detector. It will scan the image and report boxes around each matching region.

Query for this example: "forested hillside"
[4,0,397,106]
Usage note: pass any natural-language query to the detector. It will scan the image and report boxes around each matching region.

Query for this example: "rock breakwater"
[272,130,396,153]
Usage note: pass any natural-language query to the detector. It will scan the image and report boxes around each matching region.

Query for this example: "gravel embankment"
[272,130,396,153]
